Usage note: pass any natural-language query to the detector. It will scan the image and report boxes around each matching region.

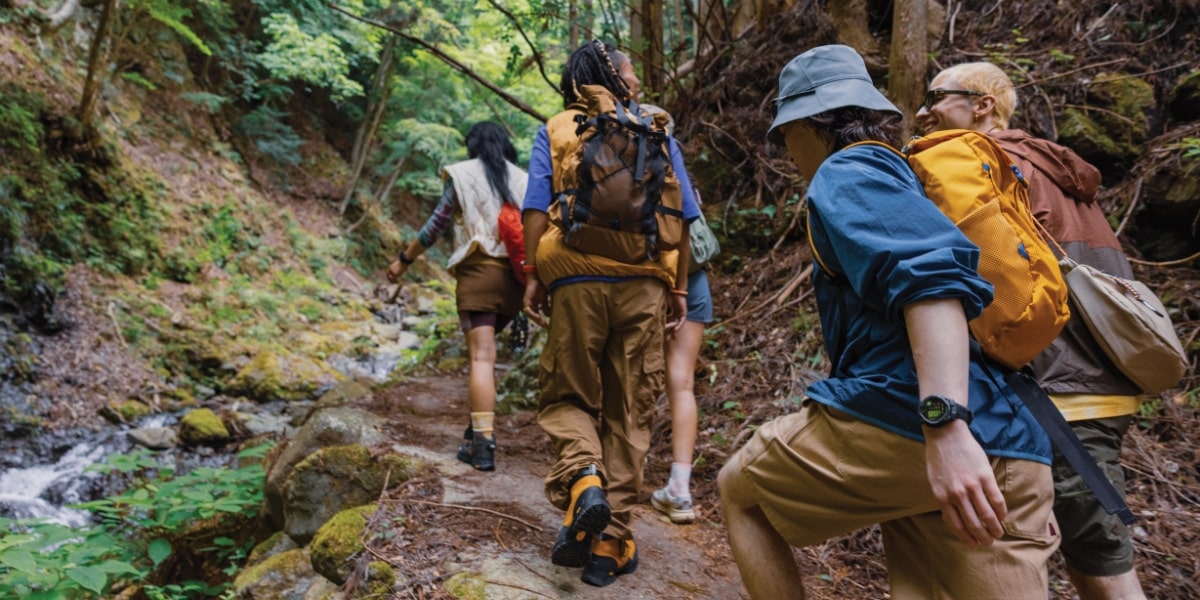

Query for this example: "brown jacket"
[992,129,1140,397]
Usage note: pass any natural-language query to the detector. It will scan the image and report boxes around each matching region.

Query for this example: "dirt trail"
[370,374,747,599]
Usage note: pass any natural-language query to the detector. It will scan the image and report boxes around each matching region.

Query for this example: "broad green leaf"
[0,550,38,573]
[98,559,142,575]
[148,538,172,567]
[65,566,108,594]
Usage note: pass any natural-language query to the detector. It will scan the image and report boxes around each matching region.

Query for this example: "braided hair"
[559,39,632,108]
[464,121,518,205]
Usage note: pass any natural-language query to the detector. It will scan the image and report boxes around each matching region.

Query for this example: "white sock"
[667,462,692,498]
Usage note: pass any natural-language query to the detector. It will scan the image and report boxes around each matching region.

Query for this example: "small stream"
[0,349,405,526]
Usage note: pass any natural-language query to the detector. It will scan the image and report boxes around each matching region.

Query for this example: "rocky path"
[371,375,747,599]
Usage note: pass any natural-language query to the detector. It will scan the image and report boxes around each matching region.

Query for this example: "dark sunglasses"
[922,89,983,108]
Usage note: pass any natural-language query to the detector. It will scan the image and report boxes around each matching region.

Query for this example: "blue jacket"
[805,144,1052,464]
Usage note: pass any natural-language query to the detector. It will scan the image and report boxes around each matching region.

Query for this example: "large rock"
[226,349,346,402]
[232,548,321,600]
[245,530,299,568]
[262,404,386,529]
[1134,155,1200,261]
[1059,72,1155,173]
[309,504,376,585]
[1168,70,1200,121]
[281,445,420,544]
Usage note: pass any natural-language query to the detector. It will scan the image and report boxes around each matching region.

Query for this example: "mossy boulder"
[1134,155,1200,261]
[179,408,231,446]
[348,561,397,599]
[226,348,346,402]
[1168,70,1200,121]
[100,398,152,424]
[262,406,387,529]
[282,444,421,544]
[1059,72,1155,171]
[231,547,320,600]
[310,504,376,585]
[309,380,374,414]
[245,530,299,568]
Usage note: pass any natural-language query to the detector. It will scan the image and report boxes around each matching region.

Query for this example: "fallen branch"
[107,301,127,348]
[387,498,544,531]
[483,579,556,599]
[1114,176,1142,239]
[1127,250,1200,268]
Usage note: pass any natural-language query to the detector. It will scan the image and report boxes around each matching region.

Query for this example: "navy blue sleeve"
[807,145,993,323]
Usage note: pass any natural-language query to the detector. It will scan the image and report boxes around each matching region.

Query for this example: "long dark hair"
[464,121,518,204]
[559,39,632,108]
[806,107,905,151]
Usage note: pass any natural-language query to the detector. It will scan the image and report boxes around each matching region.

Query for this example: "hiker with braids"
[387,121,528,472]
[717,45,1058,599]
[520,39,700,586]
[917,61,1148,600]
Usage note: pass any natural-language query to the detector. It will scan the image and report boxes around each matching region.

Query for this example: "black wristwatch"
[398,250,414,265]
[918,395,973,427]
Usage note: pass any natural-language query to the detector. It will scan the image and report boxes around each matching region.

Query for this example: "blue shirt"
[805,144,1052,464]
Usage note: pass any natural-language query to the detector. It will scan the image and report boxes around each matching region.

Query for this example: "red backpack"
[498,201,526,285]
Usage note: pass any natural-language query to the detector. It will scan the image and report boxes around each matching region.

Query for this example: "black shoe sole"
[551,488,611,567]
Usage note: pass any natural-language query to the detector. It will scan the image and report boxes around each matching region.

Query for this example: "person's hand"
[923,421,1007,547]
[665,293,687,335]
[523,278,549,328]
[386,260,408,283]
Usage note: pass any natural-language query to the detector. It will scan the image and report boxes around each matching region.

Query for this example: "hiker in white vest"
[387,121,529,472]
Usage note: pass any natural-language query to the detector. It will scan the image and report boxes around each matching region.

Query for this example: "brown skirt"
[454,252,522,318]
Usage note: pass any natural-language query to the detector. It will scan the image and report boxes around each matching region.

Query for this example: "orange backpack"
[819,131,1070,370]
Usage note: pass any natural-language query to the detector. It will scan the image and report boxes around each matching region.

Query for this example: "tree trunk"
[569,0,579,49]
[78,0,118,129]
[888,0,927,133]
[630,0,664,101]
[340,34,397,215]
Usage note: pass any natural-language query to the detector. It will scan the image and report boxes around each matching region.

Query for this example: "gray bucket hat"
[766,44,901,146]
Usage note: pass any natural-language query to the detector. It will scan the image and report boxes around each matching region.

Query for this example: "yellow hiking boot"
[581,534,638,587]
[550,465,611,568]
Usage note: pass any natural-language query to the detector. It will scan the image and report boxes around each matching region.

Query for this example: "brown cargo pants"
[537,277,667,540]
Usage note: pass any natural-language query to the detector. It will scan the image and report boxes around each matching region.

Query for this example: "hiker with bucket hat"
[716,44,1059,599]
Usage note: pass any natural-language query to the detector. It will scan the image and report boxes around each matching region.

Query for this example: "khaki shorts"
[727,401,1059,599]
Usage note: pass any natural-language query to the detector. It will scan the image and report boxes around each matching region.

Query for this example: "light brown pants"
[537,278,666,539]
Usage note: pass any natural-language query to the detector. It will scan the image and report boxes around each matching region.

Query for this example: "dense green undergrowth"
[0,443,272,599]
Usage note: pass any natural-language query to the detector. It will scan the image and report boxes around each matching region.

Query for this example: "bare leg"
[665,320,704,479]
[718,457,805,599]
[465,325,497,415]
[1068,567,1147,600]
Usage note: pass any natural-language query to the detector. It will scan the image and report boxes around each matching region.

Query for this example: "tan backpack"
[548,84,684,264]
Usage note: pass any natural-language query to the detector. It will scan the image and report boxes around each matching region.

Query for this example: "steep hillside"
[0,0,1197,598]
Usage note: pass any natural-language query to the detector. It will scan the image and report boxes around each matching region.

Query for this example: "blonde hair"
[935,62,1017,129]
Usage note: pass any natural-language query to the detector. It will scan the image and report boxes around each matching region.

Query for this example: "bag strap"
[1004,371,1137,525]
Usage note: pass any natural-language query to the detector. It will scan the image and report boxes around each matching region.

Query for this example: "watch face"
[922,397,950,421]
